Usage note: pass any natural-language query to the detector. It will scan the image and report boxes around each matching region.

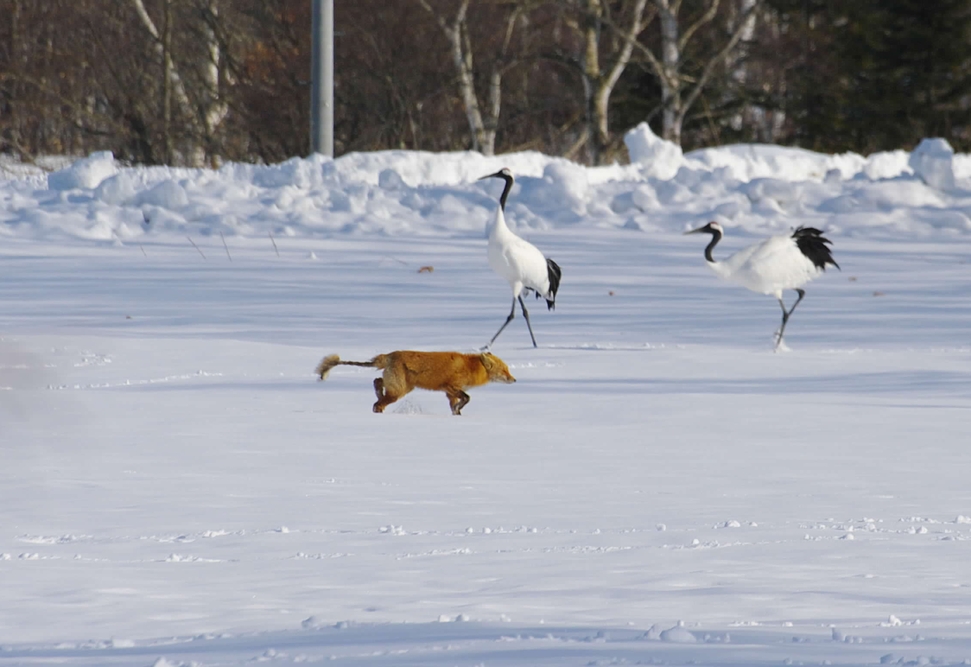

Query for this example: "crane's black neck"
[703,227,722,263]
[497,173,513,211]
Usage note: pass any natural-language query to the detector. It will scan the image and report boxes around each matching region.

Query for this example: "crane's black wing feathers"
[792,226,839,271]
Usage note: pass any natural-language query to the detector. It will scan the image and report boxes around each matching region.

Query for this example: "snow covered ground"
[2,127,971,666]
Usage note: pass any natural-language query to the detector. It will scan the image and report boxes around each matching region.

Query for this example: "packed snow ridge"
[2,123,970,243]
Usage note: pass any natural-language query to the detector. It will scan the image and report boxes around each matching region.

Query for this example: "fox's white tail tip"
[315,354,341,380]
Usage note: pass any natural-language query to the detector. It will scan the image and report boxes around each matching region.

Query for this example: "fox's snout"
[481,352,515,384]
[492,368,516,384]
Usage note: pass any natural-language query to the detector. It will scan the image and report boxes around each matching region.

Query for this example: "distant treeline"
[1,0,969,167]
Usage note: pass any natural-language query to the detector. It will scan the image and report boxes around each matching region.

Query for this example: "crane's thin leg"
[775,289,806,350]
[518,295,538,348]
[488,298,518,347]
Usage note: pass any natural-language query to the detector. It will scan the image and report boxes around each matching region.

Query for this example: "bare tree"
[194,0,229,164]
[130,0,193,116]
[625,0,763,144]
[19,0,957,165]
[129,0,229,165]
[418,0,530,156]
[0,0,128,159]
[558,0,653,164]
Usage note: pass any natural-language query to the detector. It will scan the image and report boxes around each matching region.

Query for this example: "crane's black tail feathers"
[544,258,562,311]
[792,226,840,271]
[527,258,562,310]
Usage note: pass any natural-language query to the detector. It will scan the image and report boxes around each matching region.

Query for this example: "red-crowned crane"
[479,168,561,348]
[685,221,839,350]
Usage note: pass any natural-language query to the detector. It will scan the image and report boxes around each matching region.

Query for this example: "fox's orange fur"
[315,350,516,415]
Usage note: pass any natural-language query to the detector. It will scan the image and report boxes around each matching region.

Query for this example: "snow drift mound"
[909,138,956,191]
[47,151,118,191]
[1,135,970,243]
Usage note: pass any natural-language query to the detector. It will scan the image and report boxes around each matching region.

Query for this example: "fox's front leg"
[447,389,471,416]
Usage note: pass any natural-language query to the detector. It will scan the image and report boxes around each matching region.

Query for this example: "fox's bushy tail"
[315,354,385,380]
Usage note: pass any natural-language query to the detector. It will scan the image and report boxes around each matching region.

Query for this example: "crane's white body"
[708,233,821,298]
[479,168,561,348]
[487,206,553,300]
[686,221,838,349]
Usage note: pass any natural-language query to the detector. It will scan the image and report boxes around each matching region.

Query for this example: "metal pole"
[310,0,334,157]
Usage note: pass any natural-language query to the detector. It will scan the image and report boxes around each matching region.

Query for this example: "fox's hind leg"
[372,378,391,413]
[372,377,411,413]
[447,389,471,416]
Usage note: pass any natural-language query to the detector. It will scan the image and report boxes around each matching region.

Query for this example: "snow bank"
[624,122,685,179]
[686,144,867,182]
[3,133,971,243]
[908,138,956,191]
[47,151,118,190]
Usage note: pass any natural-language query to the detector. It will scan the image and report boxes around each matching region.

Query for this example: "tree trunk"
[574,0,651,164]
[580,0,603,164]
[130,0,193,118]
[199,0,228,166]
[484,66,502,157]
[621,0,762,146]
[7,0,23,154]
[482,5,525,157]
[419,0,491,154]
[656,0,682,144]
[162,0,173,164]
[674,0,763,142]
[455,14,492,154]
[418,0,523,157]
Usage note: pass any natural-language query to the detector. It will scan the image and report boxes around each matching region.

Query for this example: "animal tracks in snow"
[72,351,112,368]
[48,368,222,390]
[799,516,971,542]
[12,513,969,569]
[11,345,228,390]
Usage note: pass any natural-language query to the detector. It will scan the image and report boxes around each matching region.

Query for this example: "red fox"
[315,350,516,415]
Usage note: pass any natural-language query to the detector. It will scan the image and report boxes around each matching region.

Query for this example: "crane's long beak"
[683,226,706,235]
[478,170,504,181]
